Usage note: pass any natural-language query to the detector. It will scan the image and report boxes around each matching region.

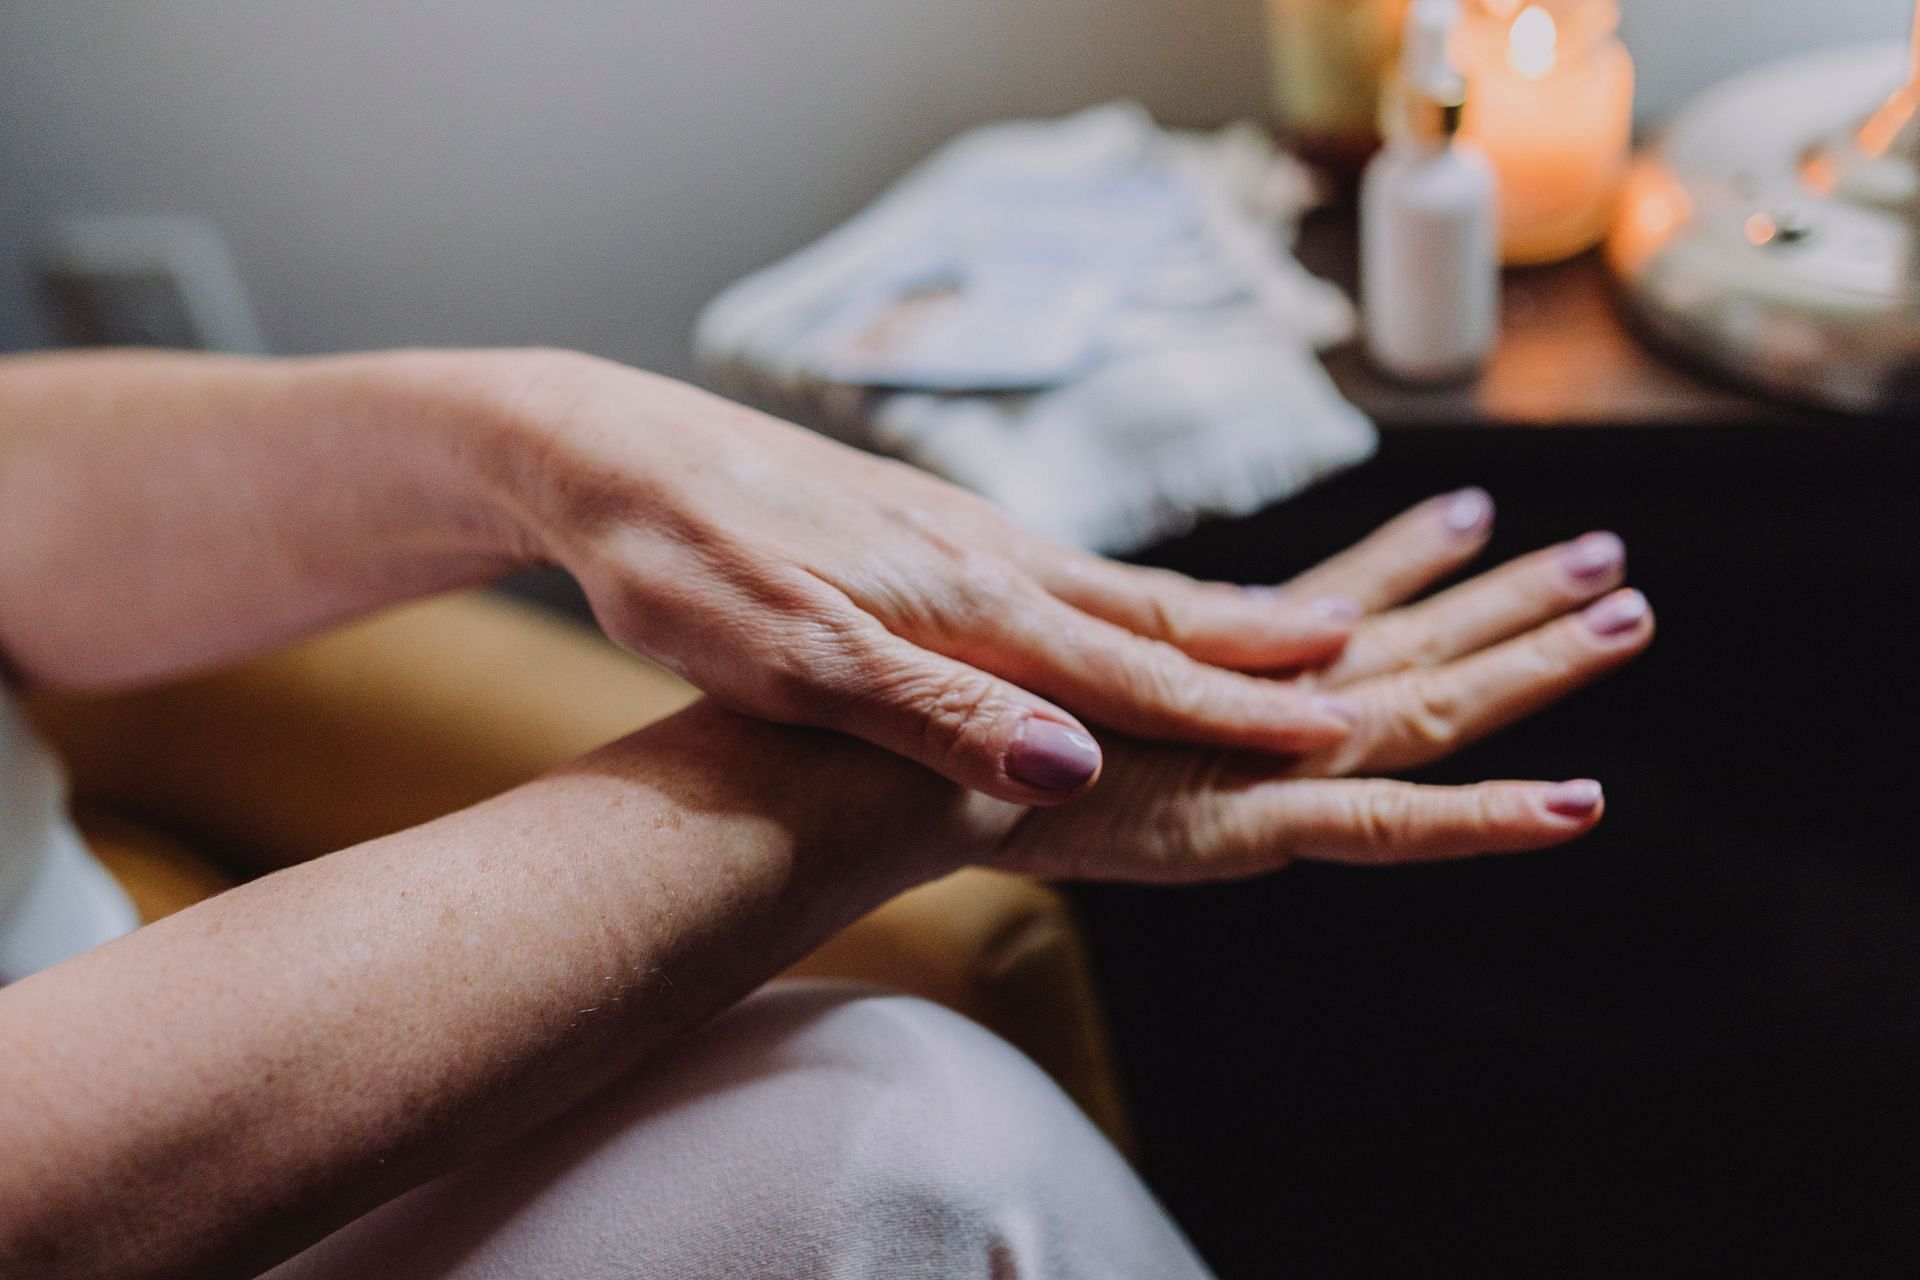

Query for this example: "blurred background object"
[1264,0,1410,168]
[1611,1,1920,414]
[1458,0,1634,264]
[0,1,1903,369]
[1361,0,1501,383]
[0,0,1270,370]
[697,104,1374,554]
[35,214,265,352]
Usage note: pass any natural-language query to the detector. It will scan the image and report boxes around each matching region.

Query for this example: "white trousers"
[265,981,1214,1280]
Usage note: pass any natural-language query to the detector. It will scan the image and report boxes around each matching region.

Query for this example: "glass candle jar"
[1455,0,1635,264]
[1265,0,1410,169]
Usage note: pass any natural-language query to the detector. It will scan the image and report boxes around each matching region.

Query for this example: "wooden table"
[1295,211,1788,431]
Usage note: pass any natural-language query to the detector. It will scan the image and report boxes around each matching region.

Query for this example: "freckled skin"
[0,350,1649,1277]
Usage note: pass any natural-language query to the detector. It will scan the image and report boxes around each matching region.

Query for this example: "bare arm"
[0,349,531,691]
[0,701,995,1278]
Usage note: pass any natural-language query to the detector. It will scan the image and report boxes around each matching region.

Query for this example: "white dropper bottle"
[1360,0,1500,384]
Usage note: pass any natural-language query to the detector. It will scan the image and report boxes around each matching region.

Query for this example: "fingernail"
[1441,487,1494,536]
[1582,589,1650,638]
[1308,594,1364,624]
[1243,584,1287,598]
[1543,779,1604,818]
[1311,693,1361,725]
[1006,719,1101,793]
[1561,532,1626,584]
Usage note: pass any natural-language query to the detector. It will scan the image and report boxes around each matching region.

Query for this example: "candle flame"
[1508,6,1558,80]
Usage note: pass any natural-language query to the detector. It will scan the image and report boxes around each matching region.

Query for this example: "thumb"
[818,630,1104,806]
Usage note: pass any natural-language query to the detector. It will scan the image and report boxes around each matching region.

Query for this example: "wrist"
[630,701,1027,902]
[295,348,579,575]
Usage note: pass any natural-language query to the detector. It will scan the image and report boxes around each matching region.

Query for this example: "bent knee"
[716,983,1127,1267]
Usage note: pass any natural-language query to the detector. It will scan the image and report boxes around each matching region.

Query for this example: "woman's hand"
[496,353,1390,807]
[992,500,1654,881]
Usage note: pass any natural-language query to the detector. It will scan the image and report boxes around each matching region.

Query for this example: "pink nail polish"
[1441,487,1494,536]
[1543,779,1604,818]
[1561,532,1626,584]
[1006,720,1101,793]
[1582,589,1650,638]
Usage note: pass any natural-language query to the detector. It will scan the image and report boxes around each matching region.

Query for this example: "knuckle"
[1386,672,1464,752]
[1475,784,1529,833]
[1464,785,1507,836]
[1124,641,1209,721]
[913,669,1010,759]
[1148,759,1256,869]
[1367,617,1448,671]
[747,613,876,724]
[923,550,1028,634]
[1138,590,1186,645]
[1530,623,1588,672]
[948,546,1019,600]
[1349,785,1414,860]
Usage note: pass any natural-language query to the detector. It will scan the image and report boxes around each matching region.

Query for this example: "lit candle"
[1455,0,1635,264]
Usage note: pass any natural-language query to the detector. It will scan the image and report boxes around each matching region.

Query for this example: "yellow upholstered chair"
[22,592,1131,1149]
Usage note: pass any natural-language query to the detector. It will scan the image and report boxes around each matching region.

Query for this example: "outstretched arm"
[0,501,1652,1279]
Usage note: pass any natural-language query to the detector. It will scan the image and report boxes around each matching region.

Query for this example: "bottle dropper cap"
[1402,0,1464,96]
[1391,0,1468,141]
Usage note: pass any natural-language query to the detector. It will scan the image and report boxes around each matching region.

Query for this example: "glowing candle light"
[1456,0,1635,264]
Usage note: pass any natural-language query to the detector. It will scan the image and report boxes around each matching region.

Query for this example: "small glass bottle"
[1361,0,1501,383]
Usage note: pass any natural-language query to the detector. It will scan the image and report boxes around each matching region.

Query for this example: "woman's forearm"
[0,702,1009,1279]
[0,348,535,691]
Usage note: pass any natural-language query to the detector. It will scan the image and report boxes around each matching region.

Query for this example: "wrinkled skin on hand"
[505,353,1366,805]
[993,501,1653,881]
[501,352,1650,870]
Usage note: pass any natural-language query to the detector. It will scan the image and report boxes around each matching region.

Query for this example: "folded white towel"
[696,103,1376,555]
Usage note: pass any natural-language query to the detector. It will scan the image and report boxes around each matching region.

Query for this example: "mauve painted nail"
[1562,532,1626,583]
[1543,779,1605,818]
[1441,487,1494,535]
[1583,589,1650,638]
[1006,720,1101,793]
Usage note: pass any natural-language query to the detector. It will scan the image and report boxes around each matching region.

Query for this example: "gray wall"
[0,1,1268,372]
[0,1,1910,371]
[1620,0,1908,121]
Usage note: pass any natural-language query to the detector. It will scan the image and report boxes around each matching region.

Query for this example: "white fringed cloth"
[696,104,1377,555]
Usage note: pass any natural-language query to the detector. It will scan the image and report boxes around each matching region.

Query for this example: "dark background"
[1077,422,1920,1276]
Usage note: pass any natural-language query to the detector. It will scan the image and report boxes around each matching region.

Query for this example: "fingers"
[961,594,1360,756]
[1308,588,1655,777]
[1252,778,1606,870]
[1284,487,1496,611]
[1323,531,1627,685]
[792,623,1108,807]
[1030,550,1360,670]
[1006,770,1608,884]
